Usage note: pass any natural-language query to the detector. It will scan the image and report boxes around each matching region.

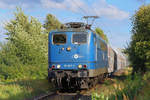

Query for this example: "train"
[48,22,128,90]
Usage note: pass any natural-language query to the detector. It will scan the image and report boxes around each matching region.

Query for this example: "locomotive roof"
[50,22,97,33]
[50,27,94,33]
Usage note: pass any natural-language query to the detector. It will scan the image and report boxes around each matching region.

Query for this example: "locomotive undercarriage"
[48,70,106,90]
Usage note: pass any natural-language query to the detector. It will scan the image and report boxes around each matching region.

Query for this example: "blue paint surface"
[48,29,108,70]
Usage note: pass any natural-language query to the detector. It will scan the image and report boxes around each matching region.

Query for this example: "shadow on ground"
[111,74,128,80]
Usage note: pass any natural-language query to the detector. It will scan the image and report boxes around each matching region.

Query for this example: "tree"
[43,14,62,33]
[0,8,48,65]
[126,5,150,73]
[95,28,109,43]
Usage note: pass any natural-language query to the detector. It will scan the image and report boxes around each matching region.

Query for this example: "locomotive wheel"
[87,78,93,89]
[48,77,51,83]
[61,77,69,90]
[104,73,109,78]
[80,79,89,89]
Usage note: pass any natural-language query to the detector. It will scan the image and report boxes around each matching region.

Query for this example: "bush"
[92,92,108,100]
[0,64,47,80]
[109,74,144,100]
[0,8,49,80]
[91,73,145,100]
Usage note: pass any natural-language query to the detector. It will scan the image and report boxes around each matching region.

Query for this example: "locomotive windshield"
[53,34,66,44]
[72,34,87,44]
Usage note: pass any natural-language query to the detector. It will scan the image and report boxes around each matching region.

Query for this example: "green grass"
[0,78,52,100]
[92,69,150,100]
[0,64,53,100]
[92,92,108,100]
[136,73,150,100]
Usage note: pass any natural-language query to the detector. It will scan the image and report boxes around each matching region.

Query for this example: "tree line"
[126,4,150,74]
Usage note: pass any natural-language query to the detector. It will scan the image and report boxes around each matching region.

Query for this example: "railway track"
[33,69,126,100]
[33,81,102,100]
[33,77,108,100]
[34,91,91,100]
[34,92,57,100]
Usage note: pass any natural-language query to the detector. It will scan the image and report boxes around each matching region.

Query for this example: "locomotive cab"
[49,31,92,72]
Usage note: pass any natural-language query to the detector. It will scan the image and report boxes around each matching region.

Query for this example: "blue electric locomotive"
[48,22,108,89]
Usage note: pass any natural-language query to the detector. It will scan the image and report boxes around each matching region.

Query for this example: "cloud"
[92,0,129,20]
[0,1,16,9]
[40,0,88,14]
[0,0,40,9]
[0,0,129,20]
[40,0,129,20]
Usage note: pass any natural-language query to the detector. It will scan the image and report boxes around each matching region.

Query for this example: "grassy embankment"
[92,67,150,100]
[0,65,53,100]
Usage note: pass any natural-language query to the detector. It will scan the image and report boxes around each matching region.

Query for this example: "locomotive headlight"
[57,65,61,68]
[61,48,64,50]
[78,64,82,69]
[67,47,71,51]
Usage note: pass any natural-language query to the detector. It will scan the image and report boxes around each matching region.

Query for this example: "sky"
[0,0,149,48]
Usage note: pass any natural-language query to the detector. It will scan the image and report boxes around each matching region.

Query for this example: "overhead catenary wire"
[75,0,100,28]
[54,0,99,25]
[72,0,89,16]
[84,0,112,38]
[84,0,112,45]
[48,0,88,24]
